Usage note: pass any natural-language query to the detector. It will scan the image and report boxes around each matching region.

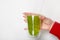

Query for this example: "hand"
[23,12,54,30]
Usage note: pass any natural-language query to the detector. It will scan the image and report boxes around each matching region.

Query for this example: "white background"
[0,0,60,40]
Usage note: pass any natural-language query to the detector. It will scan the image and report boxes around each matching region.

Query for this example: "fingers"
[23,12,41,16]
[24,19,27,23]
[23,16,27,23]
[23,12,47,23]
[23,12,46,20]
[23,16,26,18]
[24,28,28,30]
[23,13,27,23]
[23,12,32,16]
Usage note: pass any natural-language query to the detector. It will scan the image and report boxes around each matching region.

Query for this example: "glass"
[27,15,41,37]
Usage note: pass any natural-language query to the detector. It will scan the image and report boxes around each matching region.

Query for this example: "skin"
[23,12,54,31]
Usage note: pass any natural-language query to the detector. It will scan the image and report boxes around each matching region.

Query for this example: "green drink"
[27,15,41,36]
[27,16,33,35]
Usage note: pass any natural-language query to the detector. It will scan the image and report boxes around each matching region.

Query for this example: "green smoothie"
[27,15,41,36]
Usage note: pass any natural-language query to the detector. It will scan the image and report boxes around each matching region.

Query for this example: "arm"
[41,17,60,39]
[50,22,60,39]
[23,12,60,39]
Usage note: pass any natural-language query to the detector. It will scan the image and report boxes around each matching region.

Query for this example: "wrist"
[49,21,55,31]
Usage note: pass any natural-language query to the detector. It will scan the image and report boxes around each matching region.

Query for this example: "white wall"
[0,0,60,40]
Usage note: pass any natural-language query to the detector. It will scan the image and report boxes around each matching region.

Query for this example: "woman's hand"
[23,12,54,30]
